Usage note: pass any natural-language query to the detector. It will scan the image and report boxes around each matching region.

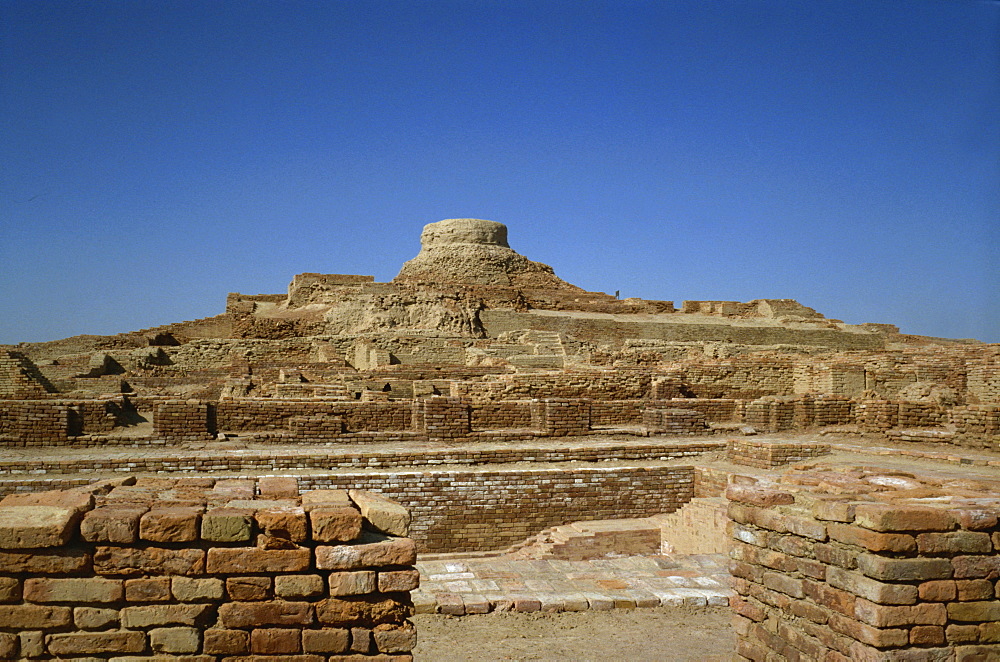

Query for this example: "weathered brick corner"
[0,478,418,660]
[727,477,1000,661]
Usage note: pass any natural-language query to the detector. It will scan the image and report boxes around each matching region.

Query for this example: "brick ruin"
[1,218,997,658]
[0,477,417,660]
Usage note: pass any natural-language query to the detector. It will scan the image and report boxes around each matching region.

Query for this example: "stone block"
[316,535,417,570]
[206,547,311,574]
[0,506,79,548]
[725,484,795,507]
[1,489,94,513]
[24,577,122,603]
[948,601,1000,622]
[349,489,411,536]
[310,506,363,542]
[150,627,200,653]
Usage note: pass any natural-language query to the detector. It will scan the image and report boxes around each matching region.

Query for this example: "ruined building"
[1,218,998,660]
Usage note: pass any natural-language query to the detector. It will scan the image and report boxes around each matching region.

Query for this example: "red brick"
[350,627,371,653]
[218,601,314,628]
[80,506,145,543]
[854,503,956,532]
[0,604,71,629]
[377,569,420,593]
[206,547,311,574]
[828,523,916,553]
[790,598,829,624]
[803,579,856,617]
[310,506,363,542]
[373,622,417,653]
[255,507,309,543]
[315,596,412,627]
[0,577,18,602]
[979,622,1000,643]
[94,546,204,576]
[854,598,946,627]
[828,613,909,648]
[139,507,201,542]
[957,579,995,601]
[814,542,858,569]
[726,485,795,507]
[762,571,804,598]
[302,628,349,653]
[24,577,123,603]
[258,476,300,498]
[227,576,272,601]
[917,532,993,555]
[204,629,249,655]
[954,509,998,531]
[919,580,957,602]
[810,499,856,523]
[0,549,90,574]
[947,624,980,643]
[952,555,1000,580]
[826,566,918,605]
[0,505,80,548]
[315,536,416,570]
[948,601,1000,622]
[46,631,146,655]
[730,595,766,622]
[125,577,171,602]
[252,628,301,654]
[120,604,212,628]
[910,625,946,646]
[856,554,953,582]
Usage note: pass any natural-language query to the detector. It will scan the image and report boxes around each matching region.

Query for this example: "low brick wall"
[727,438,832,468]
[728,481,1000,661]
[298,465,696,553]
[642,408,708,435]
[0,478,417,659]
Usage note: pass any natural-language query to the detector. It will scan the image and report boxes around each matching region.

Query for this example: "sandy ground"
[411,606,735,661]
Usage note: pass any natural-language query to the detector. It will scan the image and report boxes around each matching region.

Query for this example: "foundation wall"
[296,465,696,553]
[0,479,417,660]
[728,484,1000,661]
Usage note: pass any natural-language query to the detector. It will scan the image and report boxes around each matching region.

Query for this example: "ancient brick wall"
[0,479,417,660]
[0,350,54,399]
[215,400,413,433]
[589,399,644,426]
[728,482,1000,661]
[642,408,708,435]
[727,439,832,469]
[299,465,695,553]
[153,401,216,442]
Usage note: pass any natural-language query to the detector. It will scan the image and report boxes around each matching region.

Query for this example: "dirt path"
[412,606,734,661]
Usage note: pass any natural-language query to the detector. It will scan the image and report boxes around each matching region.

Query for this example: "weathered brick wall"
[642,408,708,435]
[589,399,644,426]
[215,400,412,433]
[469,401,533,430]
[0,350,54,399]
[727,439,831,468]
[153,401,216,442]
[0,401,69,446]
[728,482,1000,661]
[299,465,696,553]
[0,478,417,659]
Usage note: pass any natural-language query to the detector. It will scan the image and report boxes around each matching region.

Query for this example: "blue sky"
[2,0,998,344]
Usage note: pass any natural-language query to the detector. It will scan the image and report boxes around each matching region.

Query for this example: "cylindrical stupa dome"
[420,219,510,249]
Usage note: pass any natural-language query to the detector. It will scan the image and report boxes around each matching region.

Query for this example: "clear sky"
[2,0,998,345]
